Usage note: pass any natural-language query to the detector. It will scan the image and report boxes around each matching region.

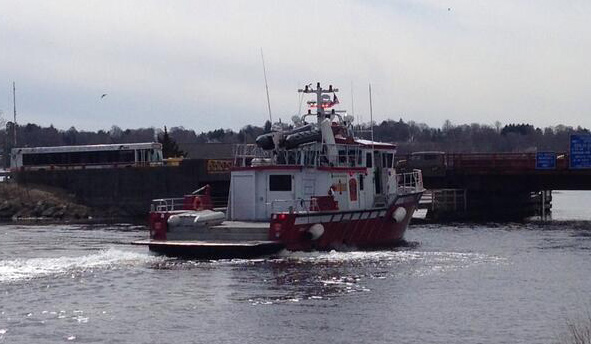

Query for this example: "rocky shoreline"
[0,183,139,223]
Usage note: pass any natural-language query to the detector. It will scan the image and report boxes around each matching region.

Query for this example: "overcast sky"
[1,0,591,132]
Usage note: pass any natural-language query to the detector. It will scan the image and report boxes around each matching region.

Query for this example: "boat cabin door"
[266,173,296,216]
[373,150,392,207]
[374,151,383,195]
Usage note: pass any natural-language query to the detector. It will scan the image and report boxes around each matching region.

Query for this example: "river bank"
[0,183,137,223]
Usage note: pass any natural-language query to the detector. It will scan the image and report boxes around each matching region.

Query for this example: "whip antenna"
[12,81,17,146]
[260,48,273,123]
[369,83,374,149]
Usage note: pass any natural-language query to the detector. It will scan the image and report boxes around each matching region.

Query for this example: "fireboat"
[133,83,425,259]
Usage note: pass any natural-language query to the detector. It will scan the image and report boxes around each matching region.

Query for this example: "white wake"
[0,248,161,283]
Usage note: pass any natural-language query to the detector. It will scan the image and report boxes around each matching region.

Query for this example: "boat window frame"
[269,174,293,192]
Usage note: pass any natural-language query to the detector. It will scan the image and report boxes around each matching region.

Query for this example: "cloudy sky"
[1,1,591,132]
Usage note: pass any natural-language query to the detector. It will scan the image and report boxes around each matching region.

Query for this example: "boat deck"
[153,220,271,242]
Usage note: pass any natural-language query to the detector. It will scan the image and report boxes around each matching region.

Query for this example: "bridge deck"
[399,152,591,191]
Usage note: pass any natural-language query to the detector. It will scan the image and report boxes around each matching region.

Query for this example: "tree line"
[1,118,589,159]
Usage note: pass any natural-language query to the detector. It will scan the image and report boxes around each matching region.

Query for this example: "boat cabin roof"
[352,139,397,150]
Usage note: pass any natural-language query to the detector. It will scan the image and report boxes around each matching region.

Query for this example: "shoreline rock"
[0,182,141,223]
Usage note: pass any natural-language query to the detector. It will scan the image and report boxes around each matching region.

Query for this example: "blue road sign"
[536,152,556,170]
[570,134,591,169]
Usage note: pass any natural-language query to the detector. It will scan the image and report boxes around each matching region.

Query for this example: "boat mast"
[298,82,338,124]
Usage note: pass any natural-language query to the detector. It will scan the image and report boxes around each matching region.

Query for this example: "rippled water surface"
[1,192,591,343]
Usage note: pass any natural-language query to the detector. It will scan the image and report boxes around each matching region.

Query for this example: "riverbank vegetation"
[1,119,589,160]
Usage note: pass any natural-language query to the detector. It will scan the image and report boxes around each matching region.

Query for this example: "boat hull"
[132,240,284,259]
[269,192,422,251]
[146,192,423,258]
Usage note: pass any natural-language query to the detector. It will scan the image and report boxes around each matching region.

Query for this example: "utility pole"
[369,83,374,146]
[12,82,17,146]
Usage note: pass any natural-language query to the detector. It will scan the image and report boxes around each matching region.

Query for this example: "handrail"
[233,142,365,168]
[150,198,185,212]
[268,198,312,213]
[396,169,424,195]
[150,196,228,212]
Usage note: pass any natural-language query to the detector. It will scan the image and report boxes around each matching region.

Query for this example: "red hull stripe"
[293,208,388,225]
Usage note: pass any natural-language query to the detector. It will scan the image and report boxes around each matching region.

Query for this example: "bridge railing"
[445,153,570,172]
[446,153,535,171]
[398,152,571,174]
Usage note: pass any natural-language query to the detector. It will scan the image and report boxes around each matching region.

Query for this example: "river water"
[1,191,590,343]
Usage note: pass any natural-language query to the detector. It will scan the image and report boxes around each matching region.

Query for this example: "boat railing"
[150,198,186,212]
[268,198,311,213]
[233,144,273,167]
[234,143,364,168]
[396,169,424,195]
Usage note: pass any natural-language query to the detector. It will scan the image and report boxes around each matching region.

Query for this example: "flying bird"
[100,94,108,99]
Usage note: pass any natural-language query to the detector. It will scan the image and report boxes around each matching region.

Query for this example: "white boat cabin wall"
[228,146,398,222]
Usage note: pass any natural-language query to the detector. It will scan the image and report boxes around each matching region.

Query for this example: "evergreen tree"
[158,126,185,158]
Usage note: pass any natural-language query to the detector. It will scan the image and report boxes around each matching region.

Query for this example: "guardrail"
[234,143,365,168]
[397,152,572,173]
[0,170,10,182]
[430,189,467,212]
[446,153,572,172]
[151,196,228,212]
[397,169,424,194]
[150,198,185,212]
[268,198,312,213]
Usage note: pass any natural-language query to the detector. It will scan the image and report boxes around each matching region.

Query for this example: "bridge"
[10,152,590,221]
[400,152,591,220]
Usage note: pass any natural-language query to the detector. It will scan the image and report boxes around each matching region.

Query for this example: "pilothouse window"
[385,153,394,168]
[269,175,292,191]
